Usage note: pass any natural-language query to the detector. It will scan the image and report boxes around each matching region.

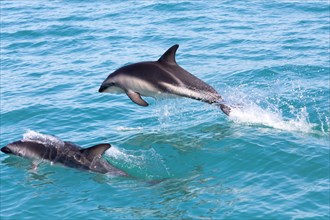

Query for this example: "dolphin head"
[1,146,13,154]
[98,71,125,94]
[1,141,48,160]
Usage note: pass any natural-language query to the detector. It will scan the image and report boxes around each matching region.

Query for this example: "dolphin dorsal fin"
[158,44,179,65]
[80,143,111,160]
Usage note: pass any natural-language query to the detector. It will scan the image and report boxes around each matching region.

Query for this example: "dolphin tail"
[219,103,231,116]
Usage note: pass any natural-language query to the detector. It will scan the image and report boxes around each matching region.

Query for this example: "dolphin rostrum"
[99,44,231,115]
[1,131,128,176]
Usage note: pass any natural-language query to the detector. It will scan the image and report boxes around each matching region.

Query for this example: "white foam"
[22,130,65,147]
[115,126,144,131]
[229,104,314,133]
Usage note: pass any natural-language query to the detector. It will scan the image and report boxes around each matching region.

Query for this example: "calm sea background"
[1,1,329,219]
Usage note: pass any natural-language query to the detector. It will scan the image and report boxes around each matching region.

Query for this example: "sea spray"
[222,74,322,134]
[105,145,171,180]
[229,104,314,133]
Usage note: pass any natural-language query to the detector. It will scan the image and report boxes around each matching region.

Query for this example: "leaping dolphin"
[1,131,128,176]
[99,44,231,115]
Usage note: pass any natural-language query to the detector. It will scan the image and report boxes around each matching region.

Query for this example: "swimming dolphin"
[1,131,128,176]
[99,44,231,115]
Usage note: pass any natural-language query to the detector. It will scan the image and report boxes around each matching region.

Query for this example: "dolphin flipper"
[126,91,149,106]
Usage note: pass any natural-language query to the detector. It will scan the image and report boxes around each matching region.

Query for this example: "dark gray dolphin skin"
[1,132,128,176]
[99,44,231,115]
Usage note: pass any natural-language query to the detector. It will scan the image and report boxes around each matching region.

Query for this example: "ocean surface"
[1,1,329,219]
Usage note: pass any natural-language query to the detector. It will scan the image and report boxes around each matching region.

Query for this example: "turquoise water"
[1,0,329,219]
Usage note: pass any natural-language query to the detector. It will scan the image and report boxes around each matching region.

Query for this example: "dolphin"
[99,44,231,115]
[1,131,128,176]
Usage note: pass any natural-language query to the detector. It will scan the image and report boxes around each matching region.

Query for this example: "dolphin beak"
[1,146,12,154]
[99,85,107,93]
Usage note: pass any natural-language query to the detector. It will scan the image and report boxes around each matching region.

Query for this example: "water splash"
[154,98,182,128]
[229,104,314,133]
[105,145,171,180]
[22,130,65,147]
[222,67,330,135]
